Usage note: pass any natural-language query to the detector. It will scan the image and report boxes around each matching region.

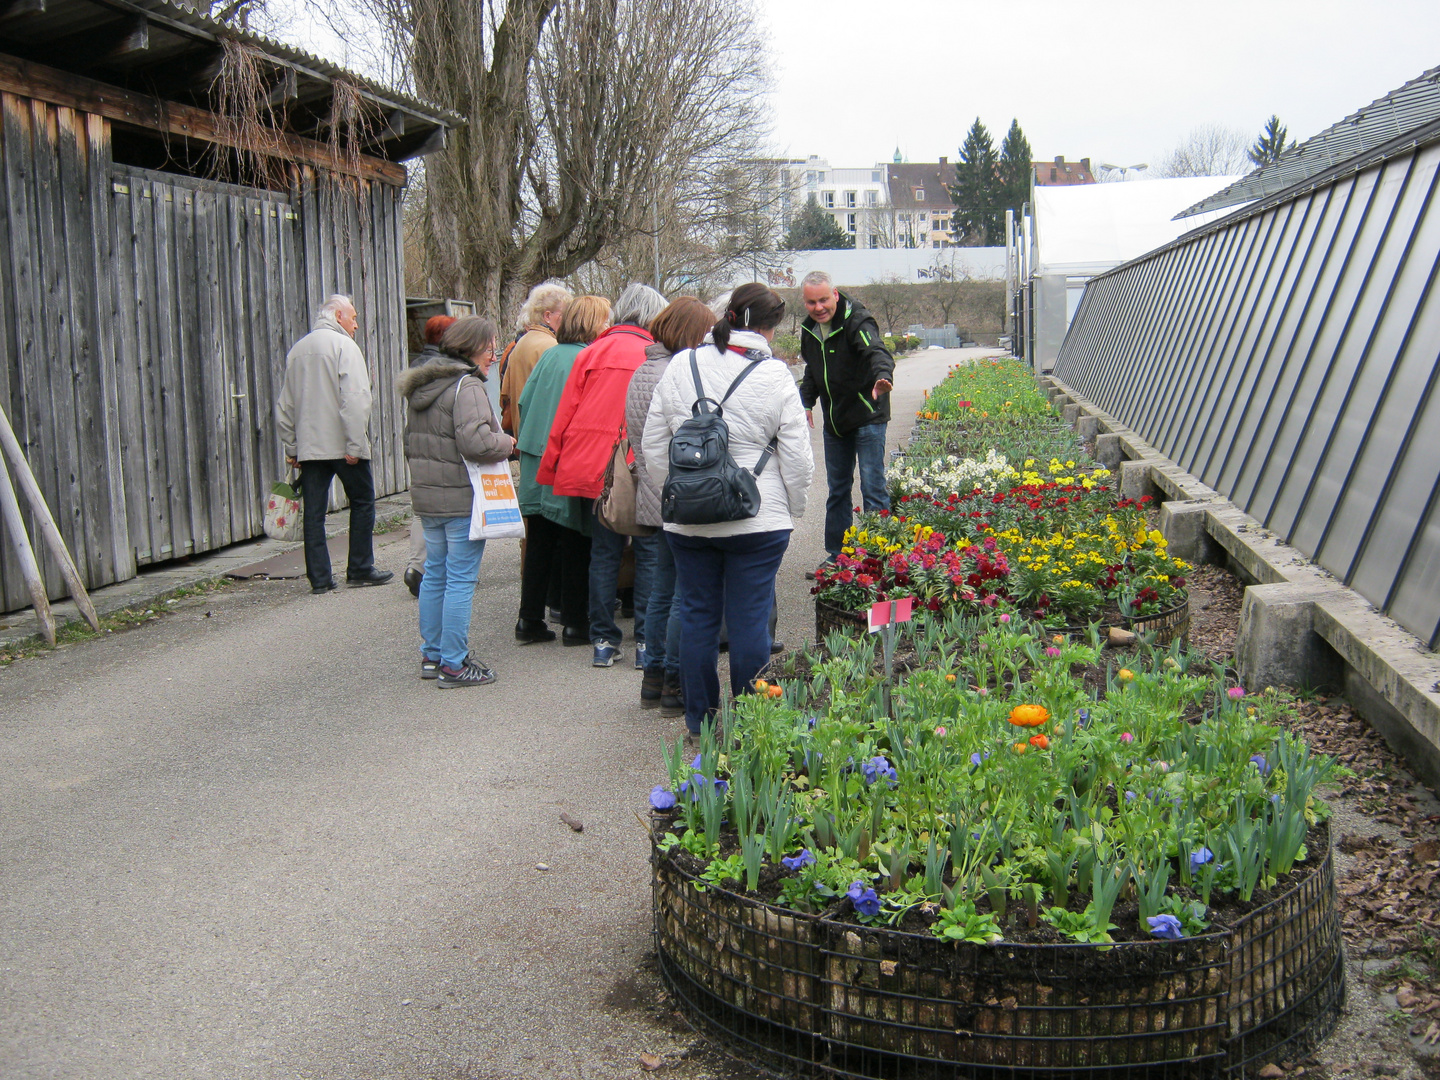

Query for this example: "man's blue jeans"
[298,457,375,589]
[668,529,791,734]
[418,515,486,670]
[823,421,890,556]
[644,535,682,676]
[589,518,657,646]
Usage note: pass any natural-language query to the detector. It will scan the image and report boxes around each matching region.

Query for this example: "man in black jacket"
[797,271,895,573]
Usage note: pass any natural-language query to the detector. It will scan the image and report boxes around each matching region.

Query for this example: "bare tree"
[314,0,769,315]
[1152,124,1252,178]
[856,275,918,335]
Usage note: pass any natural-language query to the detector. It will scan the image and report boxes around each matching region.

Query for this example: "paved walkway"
[0,348,992,1080]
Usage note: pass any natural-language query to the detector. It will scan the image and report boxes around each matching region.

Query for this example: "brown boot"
[640,666,663,709]
[660,673,684,718]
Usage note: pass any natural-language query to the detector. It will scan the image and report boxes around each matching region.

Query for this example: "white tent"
[1033,176,1243,275]
[1029,176,1247,366]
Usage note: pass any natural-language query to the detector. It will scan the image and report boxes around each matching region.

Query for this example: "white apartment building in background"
[781,155,892,246]
[776,153,965,250]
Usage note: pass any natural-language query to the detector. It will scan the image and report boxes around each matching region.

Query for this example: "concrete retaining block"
[1076,415,1099,441]
[1158,500,1223,566]
[1063,404,1082,426]
[1236,584,1346,694]
[1095,433,1125,468]
[1119,459,1161,503]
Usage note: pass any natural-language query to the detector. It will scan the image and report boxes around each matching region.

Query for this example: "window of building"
[823,191,835,208]
[844,191,856,207]
[915,188,925,201]
[899,213,911,223]
[865,190,877,206]
[869,235,880,249]
[919,212,928,221]
[818,171,826,182]
[871,171,881,183]
[805,171,815,184]
[846,213,856,232]
[933,240,941,249]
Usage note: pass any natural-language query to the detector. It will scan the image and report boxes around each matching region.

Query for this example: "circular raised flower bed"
[652,822,1343,1079]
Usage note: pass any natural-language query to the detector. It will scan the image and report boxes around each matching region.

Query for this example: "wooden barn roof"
[0,0,456,165]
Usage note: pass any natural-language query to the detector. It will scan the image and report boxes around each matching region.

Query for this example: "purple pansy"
[649,785,677,811]
[1189,846,1214,874]
[1147,914,1185,939]
[861,756,898,787]
[781,849,816,871]
[1250,754,1270,776]
[847,880,881,917]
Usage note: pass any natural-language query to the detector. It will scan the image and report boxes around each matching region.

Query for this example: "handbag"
[597,427,657,537]
[466,458,525,540]
[454,374,526,540]
[263,470,303,542]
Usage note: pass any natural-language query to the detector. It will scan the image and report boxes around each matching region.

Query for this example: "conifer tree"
[996,119,1033,224]
[949,118,1001,245]
[782,195,855,250]
[1249,115,1297,168]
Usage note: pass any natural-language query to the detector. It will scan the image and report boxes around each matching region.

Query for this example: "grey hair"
[800,271,833,290]
[612,283,667,329]
[517,282,573,331]
[318,293,354,319]
[708,291,732,319]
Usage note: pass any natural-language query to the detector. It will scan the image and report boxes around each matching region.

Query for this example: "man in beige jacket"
[276,294,394,594]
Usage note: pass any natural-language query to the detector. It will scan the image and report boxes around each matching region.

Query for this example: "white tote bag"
[453,374,525,541]
[466,458,525,540]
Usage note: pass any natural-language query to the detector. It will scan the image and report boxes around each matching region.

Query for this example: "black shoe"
[561,626,589,647]
[419,656,440,680]
[515,618,557,644]
[311,579,337,594]
[347,569,395,587]
[805,558,836,581]
[718,640,729,654]
[641,667,664,708]
[404,568,422,598]
[771,639,785,654]
[437,660,496,688]
[660,674,684,718]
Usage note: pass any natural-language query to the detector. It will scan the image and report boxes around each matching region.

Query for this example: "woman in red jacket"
[536,283,668,667]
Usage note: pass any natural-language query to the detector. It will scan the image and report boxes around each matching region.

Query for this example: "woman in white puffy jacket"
[642,283,815,735]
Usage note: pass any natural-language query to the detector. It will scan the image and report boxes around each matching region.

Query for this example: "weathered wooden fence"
[0,96,409,615]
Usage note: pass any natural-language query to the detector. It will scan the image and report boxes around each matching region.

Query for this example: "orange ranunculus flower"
[1008,704,1050,728]
[1029,733,1049,750]
[1013,742,1028,755]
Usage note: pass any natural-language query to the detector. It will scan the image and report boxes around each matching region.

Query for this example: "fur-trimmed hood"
[396,357,477,411]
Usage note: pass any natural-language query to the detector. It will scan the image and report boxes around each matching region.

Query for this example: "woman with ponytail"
[642,283,815,736]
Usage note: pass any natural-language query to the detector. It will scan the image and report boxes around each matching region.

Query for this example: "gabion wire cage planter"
[652,824,1343,1080]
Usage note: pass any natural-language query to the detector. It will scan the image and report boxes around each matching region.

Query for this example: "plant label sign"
[868,597,914,633]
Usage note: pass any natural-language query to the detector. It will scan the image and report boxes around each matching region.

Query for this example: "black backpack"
[661,350,779,526]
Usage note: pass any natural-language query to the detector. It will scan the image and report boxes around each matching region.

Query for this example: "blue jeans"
[823,422,890,556]
[418,516,486,670]
[589,518,657,646]
[668,530,791,733]
[645,535,681,676]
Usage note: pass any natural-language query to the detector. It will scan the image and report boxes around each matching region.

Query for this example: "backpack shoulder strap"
[719,355,763,405]
[689,349,721,415]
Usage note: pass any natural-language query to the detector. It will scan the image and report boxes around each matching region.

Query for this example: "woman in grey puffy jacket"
[397,316,515,688]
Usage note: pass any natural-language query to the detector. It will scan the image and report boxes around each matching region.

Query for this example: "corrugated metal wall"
[1055,136,1440,650]
[0,99,410,615]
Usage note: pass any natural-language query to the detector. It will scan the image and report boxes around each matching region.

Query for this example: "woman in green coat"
[514,295,611,643]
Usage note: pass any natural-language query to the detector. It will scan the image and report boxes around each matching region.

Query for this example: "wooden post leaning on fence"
[0,444,54,644]
[0,400,101,634]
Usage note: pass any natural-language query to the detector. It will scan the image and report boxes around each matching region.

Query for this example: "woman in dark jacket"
[397,316,515,688]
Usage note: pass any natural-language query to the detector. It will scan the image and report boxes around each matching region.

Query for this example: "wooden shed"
[0,0,453,615]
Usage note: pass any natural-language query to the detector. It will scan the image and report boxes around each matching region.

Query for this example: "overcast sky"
[275,0,1438,174]
[757,0,1439,170]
